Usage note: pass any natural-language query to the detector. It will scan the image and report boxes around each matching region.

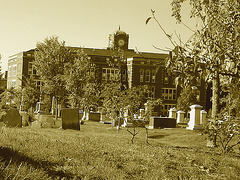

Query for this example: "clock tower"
[108,27,129,50]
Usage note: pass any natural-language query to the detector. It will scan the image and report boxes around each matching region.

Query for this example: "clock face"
[118,39,125,47]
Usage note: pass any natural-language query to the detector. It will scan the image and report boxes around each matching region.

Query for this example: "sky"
[0,0,195,72]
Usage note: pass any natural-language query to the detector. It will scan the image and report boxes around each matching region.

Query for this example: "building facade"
[7,29,207,115]
[7,49,36,89]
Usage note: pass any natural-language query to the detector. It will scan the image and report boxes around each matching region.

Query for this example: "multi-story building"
[7,28,207,115]
[7,49,36,89]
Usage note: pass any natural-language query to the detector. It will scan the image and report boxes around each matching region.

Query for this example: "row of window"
[161,88,177,100]
[140,69,156,83]
[102,68,126,82]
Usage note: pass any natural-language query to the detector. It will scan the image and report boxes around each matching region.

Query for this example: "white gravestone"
[200,110,208,124]
[169,107,177,119]
[177,110,185,124]
[139,109,145,119]
[187,104,203,130]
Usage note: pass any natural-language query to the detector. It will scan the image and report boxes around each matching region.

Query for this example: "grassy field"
[0,121,239,179]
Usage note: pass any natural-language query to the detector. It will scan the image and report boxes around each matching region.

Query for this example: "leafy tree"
[64,50,99,110]
[147,0,240,148]
[34,36,98,114]
[34,36,74,107]
[147,0,240,118]
[177,85,199,114]
[20,75,41,112]
[0,88,22,112]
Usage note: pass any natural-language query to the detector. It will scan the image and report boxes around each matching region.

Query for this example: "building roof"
[70,47,168,60]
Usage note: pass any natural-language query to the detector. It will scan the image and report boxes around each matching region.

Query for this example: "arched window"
[145,69,150,83]
[140,69,144,82]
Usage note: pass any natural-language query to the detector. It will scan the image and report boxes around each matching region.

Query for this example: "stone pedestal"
[187,104,203,130]
[138,109,145,119]
[177,110,185,123]
[19,111,29,126]
[122,108,129,127]
[177,110,188,128]
[169,107,177,119]
[200,110,208,124]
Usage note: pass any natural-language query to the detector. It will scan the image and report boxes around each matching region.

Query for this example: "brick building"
[7,28,208,115]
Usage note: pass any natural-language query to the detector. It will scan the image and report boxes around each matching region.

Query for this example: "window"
[86,68,95,77]
[152,70,156,83]
[12,65,17,76]
[161,104,175,117]
[161,88,177,100]
[35,80,42,90]
[28,62,36,75]
[102,68,119,82]
[145,69,150,83]
[151,86,155,98]
[140,69,144,82]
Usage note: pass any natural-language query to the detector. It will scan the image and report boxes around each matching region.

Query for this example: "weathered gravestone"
[89,112,100,121]
[2,109,22,127]
[149,117,176,129]
[61,108,80,130]
[42,117,55,128]
[19,111,29,126]
[31,120,42,128]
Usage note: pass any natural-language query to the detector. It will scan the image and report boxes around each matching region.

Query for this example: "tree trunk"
[211,71,220,147]
[212,71,220,118]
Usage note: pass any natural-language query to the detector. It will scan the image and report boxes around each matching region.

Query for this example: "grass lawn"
[0,121,239,179]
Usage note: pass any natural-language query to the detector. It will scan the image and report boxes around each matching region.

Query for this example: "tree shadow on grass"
[148,134,169,139]
[0,146,82,179]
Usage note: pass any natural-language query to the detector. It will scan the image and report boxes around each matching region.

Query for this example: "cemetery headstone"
[61,108,80,130]
[89,112,100,121]
[19,111,29,126]
[187,104,203,130]
[169,107,177,119]
[200,110,208,124]
[177,110,185,123]
[149,117,176,129]
[42,117,55,128]
[138,108,145,119]
[31,121,42,128]
[2,109,22,127]
[177,110,188,128]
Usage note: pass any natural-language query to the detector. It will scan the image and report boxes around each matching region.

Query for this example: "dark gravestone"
[2,109,22,127]
[149,117,176,129]
[89,112,100,121]
[61,108,80,130]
